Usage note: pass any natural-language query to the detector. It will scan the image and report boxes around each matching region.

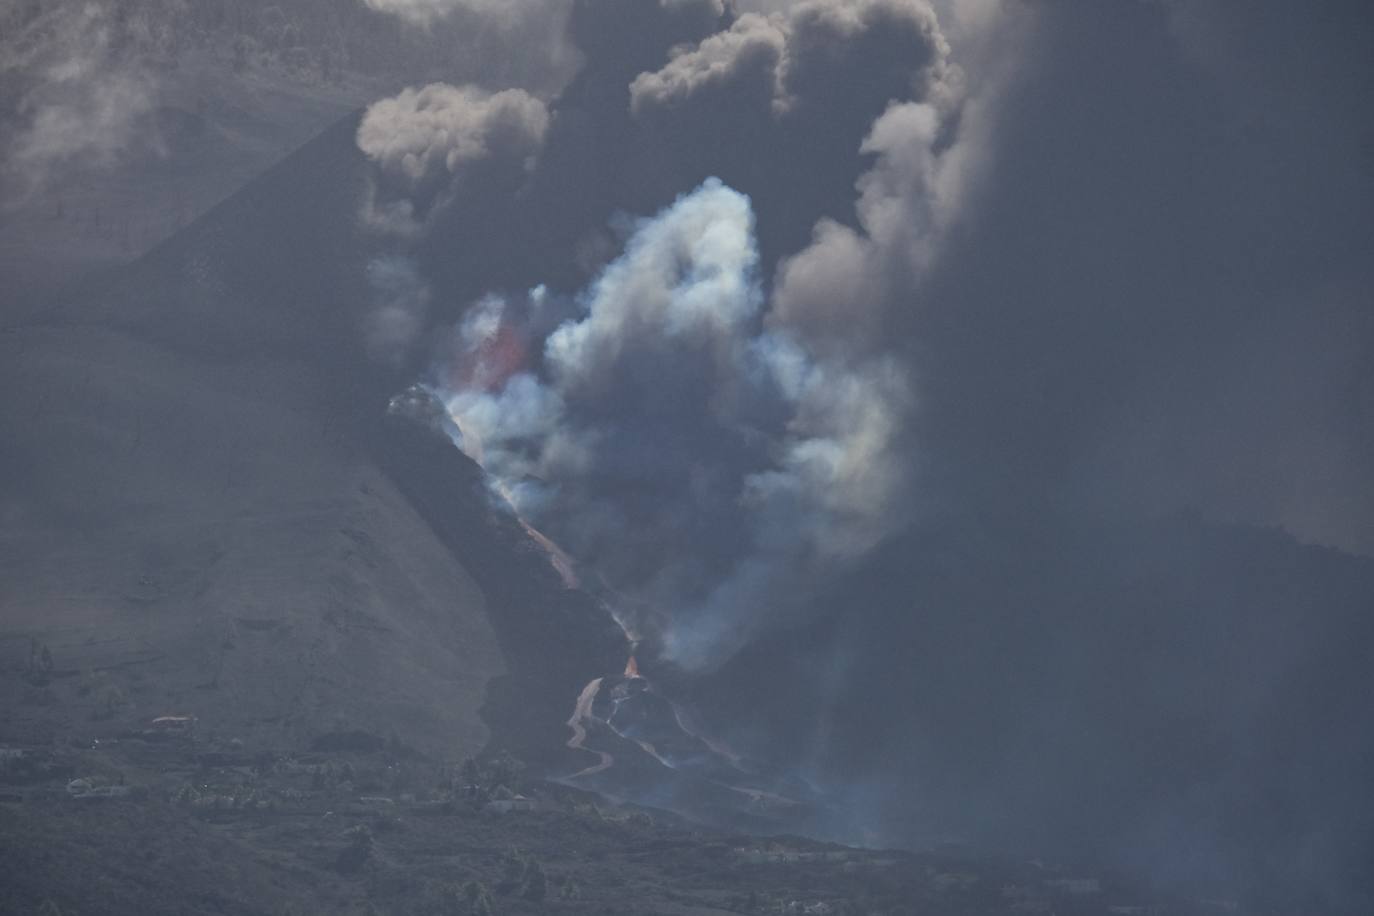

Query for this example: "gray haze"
[339,2,1374,902]
[4,0,1373,910]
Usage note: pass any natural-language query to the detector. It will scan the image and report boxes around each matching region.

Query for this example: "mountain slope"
[0,321,504,758]
[0,110,624,765]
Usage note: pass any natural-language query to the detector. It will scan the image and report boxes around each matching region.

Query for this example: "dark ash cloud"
[357,83,551,235]
[341,0,1374,902]
[906,0,1374,556]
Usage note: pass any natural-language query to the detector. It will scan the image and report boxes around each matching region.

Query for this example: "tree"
[335,824,373,874]
[458,757,480,787]
[521,861,546,903]
[25,638,54,686]
[497,847,527,894]
[463,881,494,916]
[483,752,525,792]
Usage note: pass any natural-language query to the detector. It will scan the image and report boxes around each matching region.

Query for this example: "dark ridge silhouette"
[371,407,628,768]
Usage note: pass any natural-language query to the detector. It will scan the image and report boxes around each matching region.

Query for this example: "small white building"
[484,794,535,814]
[1045,877,1101,895]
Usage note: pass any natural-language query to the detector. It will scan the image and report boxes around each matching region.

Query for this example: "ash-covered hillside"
[0,106,625,768]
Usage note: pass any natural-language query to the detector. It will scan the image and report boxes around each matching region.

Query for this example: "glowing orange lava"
[624,656,640,679]
[452,319,528,393]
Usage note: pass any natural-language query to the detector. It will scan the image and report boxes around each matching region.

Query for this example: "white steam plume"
[435,179,916,668]
[363,0,1004,664]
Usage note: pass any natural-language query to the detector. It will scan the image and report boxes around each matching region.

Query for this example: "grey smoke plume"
[1,2,161,197]
[355,81,552,365]
[358,85,550,181]
[357,83,551,235]
[772,98,967,355]
[628,13,787,115]
[630,0,949,118]
[900,0,1374,556]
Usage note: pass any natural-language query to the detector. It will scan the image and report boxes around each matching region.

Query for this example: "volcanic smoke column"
[434,179,916,671]
[354,1,978,671]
